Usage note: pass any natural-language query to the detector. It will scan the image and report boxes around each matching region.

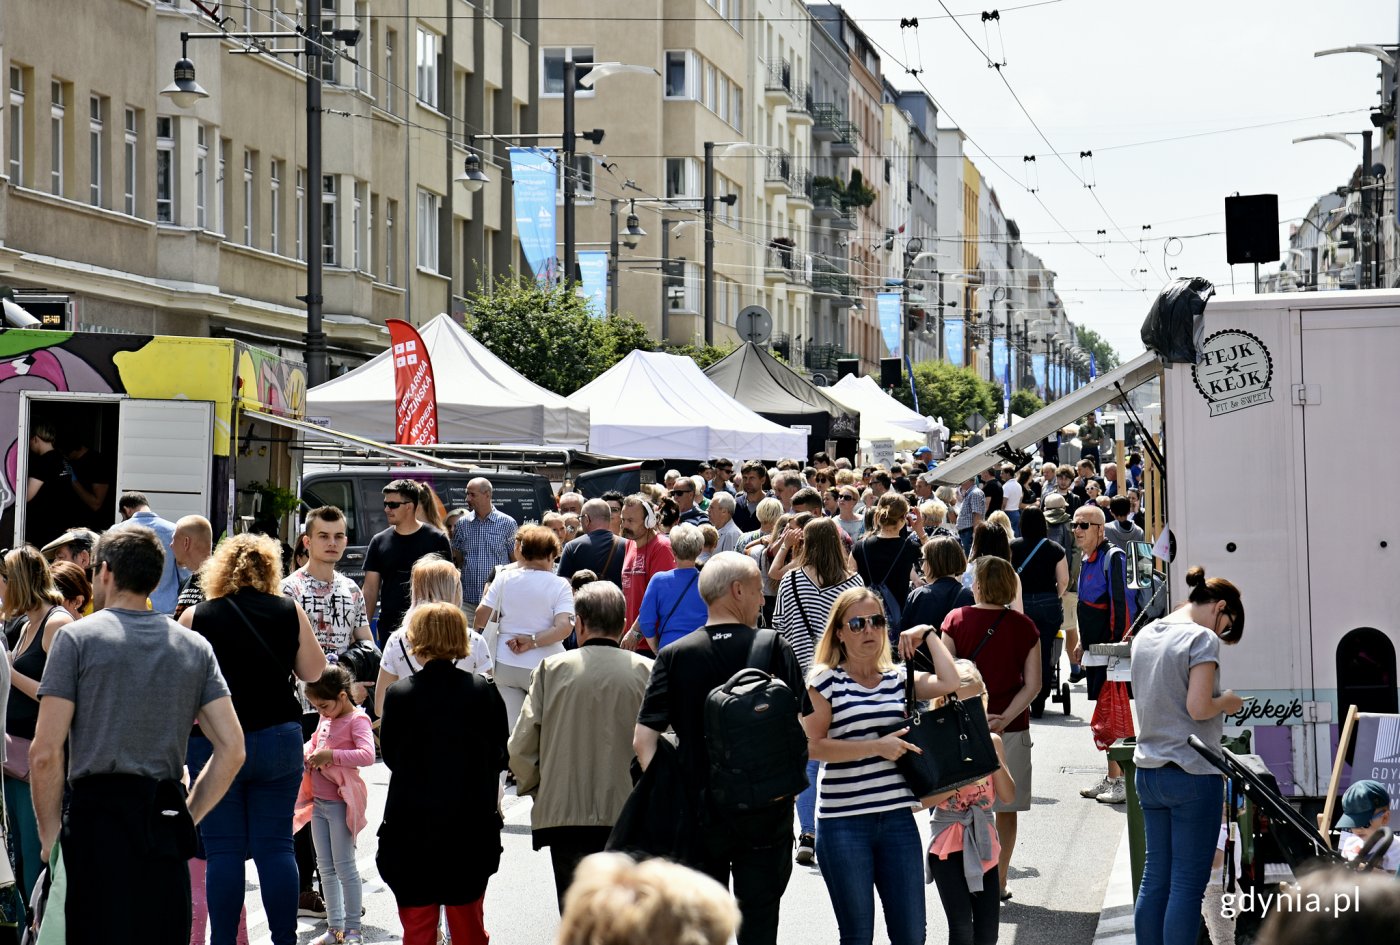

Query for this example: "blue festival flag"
[1032,353,1047,397]
[509,147,558,285]
[944,317,965,368]
[577,251,608,317]
[877,292,902,358]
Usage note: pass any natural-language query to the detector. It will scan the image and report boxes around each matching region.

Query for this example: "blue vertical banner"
[877,292,902,358]
[577,251,609,317]
[509,147,558,285]
[992,337,1008,391]
[1089,352,1099,419]
[1032,353,1047,397]
[1002,348,1012,429]
[905,356,920,413]
[944,318,965,368]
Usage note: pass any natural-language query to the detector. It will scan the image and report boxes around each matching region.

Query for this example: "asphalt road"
[225,672,1126,945]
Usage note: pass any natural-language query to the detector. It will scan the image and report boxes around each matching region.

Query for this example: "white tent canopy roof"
[824,374,939,448]
[306,313,589,446]
[566,350,808,461]
[930,351,1162,485]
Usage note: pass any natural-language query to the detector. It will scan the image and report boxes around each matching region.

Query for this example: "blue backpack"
[859,539,910,638]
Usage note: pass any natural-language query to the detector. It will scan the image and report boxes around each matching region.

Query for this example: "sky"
[846,0,1397,358]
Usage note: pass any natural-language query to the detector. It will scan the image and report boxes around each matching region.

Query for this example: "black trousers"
[64,775,196,945]
[928,851,1000,945]
[544,827,613,910]
[296,712,320,894]
[694,803,794,945]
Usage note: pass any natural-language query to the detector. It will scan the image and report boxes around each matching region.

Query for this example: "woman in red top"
[939,556,1041,903]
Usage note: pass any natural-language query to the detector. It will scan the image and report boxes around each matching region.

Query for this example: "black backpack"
[703,630,809,812]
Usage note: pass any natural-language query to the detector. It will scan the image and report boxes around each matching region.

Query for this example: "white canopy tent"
[306,313,589,446]
[824,374,941,450]
[566,350,808,460]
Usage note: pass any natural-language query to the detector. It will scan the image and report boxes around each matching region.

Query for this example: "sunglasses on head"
[845,614,888,633]
[383,500,409,510]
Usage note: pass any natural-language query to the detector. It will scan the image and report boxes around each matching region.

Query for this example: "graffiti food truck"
[932,288,1400,799]
[1,328,308,548]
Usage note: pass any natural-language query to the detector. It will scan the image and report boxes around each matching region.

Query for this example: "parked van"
[300,465,555,584]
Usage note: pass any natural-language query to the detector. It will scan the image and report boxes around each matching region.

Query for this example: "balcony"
[804,342,844,373]
[813,271,855,301]
[812,103,859,156]
[789,85,813,125]
[788,168,814,207]
[764,59,794,104]
[765,150,793,193]
[764,242,807,287]
[812,185,858,229]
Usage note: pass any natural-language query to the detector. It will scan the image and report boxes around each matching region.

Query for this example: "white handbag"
[481,573,506,664]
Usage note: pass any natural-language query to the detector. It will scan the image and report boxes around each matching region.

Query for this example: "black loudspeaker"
[880,357,902,389]
[837,358,860,380]
[1224,194,1280,265]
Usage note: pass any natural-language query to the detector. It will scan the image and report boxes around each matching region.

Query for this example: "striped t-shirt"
[773,569,864,675]
[811,666,917,819]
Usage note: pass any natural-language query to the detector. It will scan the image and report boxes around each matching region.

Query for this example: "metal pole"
[661,218,672,343]
[563,60,577,286]
[932,270,943,362]
[703,141,715,346]
[303,0,327,387]
[1362,129,1374,289]
[609,198,620,314]
[1311,245,1320,290]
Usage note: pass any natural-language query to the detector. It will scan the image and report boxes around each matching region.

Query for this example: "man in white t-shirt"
[999,463,1023,536]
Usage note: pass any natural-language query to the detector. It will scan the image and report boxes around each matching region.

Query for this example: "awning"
[929,351,1162,485]
[242,408,479,472]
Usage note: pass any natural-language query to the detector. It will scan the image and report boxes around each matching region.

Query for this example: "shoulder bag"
[1015,538,1049,576]
[481,572,507,662]
[653,570,699,646]
[787,570,820,645]
[879,656,1001,799]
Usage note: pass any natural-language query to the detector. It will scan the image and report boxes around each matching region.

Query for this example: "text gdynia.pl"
[1219,885,1363,920]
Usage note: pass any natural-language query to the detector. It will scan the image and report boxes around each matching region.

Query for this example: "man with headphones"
[619,494,675,656]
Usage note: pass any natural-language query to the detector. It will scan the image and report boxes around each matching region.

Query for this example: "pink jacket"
[293,708,373,840]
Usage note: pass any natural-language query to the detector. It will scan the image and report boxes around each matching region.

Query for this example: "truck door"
[114,399,215,522]
[1301,307,1400,787]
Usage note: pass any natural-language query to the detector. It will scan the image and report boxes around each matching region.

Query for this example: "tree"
[1076,325,1120,372]
[1010,388,1046,418]
[464,273,652,395]
[890,360,1000,433]
[660,341,737,370]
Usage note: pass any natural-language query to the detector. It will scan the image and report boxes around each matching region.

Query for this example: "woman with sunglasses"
[1131,567,1245,945]
[834,487,866,541]
[802,588,959,945]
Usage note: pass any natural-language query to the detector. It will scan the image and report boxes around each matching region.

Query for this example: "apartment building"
[0,0,535,371]
[895,88,938,364]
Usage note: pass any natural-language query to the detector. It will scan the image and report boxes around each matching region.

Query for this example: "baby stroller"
[1048,630,1071,714]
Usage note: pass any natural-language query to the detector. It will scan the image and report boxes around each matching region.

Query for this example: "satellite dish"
[736,305,773,345]
[810,371,830,387]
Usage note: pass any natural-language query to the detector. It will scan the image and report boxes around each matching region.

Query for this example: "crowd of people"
[0,433,1391,945]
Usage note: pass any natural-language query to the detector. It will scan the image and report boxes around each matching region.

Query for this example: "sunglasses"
[1071,521,1099,531]
[669,490,691,497]
[838,495,856,502]
[845,614,888,633]
[383,501,410,510]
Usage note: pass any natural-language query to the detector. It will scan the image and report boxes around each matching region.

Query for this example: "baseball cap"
[1337,779,1392,830]
[913,446,933,456]
[1043,493,1069,525]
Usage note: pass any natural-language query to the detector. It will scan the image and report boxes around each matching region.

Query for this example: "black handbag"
[881,659,1001,799]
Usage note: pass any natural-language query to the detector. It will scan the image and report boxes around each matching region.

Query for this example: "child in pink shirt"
[297,665,374,945]
[924,660,1016,945]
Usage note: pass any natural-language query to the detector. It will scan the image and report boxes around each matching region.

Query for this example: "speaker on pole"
[880,357,902,389]
[1224,194,1280,265]
[837,358,860,380]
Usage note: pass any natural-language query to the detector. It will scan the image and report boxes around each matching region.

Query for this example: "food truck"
[931,288,1400,798]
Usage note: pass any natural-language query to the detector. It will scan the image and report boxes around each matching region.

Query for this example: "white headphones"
[639,500,657,530]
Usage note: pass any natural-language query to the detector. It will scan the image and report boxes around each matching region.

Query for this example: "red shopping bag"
[1090,680,1135,751]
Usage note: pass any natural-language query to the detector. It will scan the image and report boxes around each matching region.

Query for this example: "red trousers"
[398,900,488,945]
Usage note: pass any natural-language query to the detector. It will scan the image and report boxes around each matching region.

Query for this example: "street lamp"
[607,198,647,313]
[161,8,361,388]
[1294,130,1379,288]
[455,153,490,193]
[704,140,768,346]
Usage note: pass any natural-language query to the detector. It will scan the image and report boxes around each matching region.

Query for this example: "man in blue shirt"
[112,492,183,614]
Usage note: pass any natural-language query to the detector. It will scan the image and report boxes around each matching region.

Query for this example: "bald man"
[172,515,214,619]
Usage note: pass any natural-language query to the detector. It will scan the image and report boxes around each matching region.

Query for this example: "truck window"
[301,479,358,545]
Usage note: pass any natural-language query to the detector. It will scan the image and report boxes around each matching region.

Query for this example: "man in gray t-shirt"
[31,525,245,945]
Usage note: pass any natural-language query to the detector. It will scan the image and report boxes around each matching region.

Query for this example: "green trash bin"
[1107,738,1143,900]
[1111,732,1253,901]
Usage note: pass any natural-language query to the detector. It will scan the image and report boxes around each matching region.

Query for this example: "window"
[218,138,230,235]
[354,3,369,91]
[541,47,593,96]
[383,29,396,114]
[50,81,65,195]
[703,64,716,110]
[384,198,396,284]
[9,67,25,184]
[243,150,255,245]
[155,115,174,223]
[321,0,340,84]
[295,168,306,261]
[416,189,439,271]
[88,95,105,206]
[322,174,337,265]
[731,85,742,130]
[665,157,697,199]
[269,160,281,254]
[122,107,136,214]
[352,180,364,270]
[416,28,440,108]
[557,154,594,202]
[665,51,692,98]
[717,75,729,124]
[195,124,208,227]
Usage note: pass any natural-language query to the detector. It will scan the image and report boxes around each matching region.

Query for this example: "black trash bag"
[1140,277,1214,364]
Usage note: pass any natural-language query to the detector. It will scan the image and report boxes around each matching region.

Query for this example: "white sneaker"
[1096,777,1127,804]
[1079,775,1111,799]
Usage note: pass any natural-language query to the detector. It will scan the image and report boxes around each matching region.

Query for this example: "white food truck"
[932,288,1400,797]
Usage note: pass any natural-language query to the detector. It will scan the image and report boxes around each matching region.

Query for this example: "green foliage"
[464,273,653,395]
[890,360,1000,433]
[1076,325,1120,372]
[1009,388,1046,418]
[660,341,737,370]
[845,170,877,209]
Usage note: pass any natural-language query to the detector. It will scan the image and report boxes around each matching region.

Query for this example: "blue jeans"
[958,529,974,555]
[311,798,363,932]
[188,722,304,945]
[797,760,820,837]
[1004,509,1021,538]
[1134,765,1223,945]
[1023,593,1064,710]
[815,809,926,945]
[4,777,41,903]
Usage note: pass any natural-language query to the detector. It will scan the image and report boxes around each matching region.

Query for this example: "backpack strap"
[399,636,418,676]
[1016,539,1049,575]
[745,629,779,673]
[657,571,699,641]
[786,570,819,643]
[600,536,621,579]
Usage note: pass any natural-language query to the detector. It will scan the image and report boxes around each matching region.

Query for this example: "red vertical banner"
[385,318,439,445]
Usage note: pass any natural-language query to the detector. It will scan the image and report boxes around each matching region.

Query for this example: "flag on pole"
[386,319,440,445]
